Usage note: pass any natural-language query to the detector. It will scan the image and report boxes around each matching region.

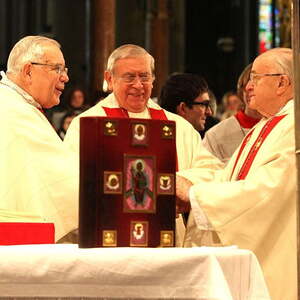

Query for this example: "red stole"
[102,107,168,120]
[230,115,287,180]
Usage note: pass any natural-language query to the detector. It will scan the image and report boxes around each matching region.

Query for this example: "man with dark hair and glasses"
[159,73,213,132]
[0,36,78,242]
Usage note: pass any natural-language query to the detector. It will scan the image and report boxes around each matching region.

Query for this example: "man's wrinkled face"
[184,92,212,131]
[30,45,69,108]
[246,54,282,117]
[105,56,154,113]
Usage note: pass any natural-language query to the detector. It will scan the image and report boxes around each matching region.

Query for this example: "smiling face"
[183,92,212,131]
[29,44,69,108]
[246,54,284,117]
[105,56,153,113]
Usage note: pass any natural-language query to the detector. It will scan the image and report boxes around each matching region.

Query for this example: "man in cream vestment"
[177,48,296,300]
[0,36,78,241]
[64,44,222,245]
[203,64,261,164]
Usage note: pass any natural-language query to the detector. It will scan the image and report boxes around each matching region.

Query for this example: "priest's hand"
[176,175,192,214]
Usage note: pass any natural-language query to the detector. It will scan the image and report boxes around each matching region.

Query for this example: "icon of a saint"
[134,124,146,141]
[125,159,153,207]
[106,174,120,190]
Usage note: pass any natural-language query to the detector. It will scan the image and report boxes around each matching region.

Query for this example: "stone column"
[92,0,116,96]
[150,0,170,98]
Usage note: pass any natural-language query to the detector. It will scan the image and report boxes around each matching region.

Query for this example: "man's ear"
[104,70,114,91]
[176,102,187,117]
[21,63,32,83]
[277,75,291,96]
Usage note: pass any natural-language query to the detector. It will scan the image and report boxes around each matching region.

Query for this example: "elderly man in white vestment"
[203,64,262,164]
[0,36,78,241]
[176,48,296,300]
[64,44,222,245]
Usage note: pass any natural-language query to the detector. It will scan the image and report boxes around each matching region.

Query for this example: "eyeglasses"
[31,62,68,75]
[118,73,153,84]
[249,73,285,85]
[191,100,211,109]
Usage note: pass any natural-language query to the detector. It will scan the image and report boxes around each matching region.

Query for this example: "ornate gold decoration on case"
[102,230,117,247]
[104,121,118,136]
[160,231,174,247]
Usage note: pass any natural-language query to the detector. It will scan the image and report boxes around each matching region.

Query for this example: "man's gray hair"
[7,35,61,74]
[106,44,155,74]
[264,48,293,82]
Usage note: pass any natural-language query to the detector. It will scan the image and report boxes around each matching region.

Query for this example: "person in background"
[57,111,78,140]
[219,90,243,120]
[203,64,261,163]
[50,86,90,131]
[66,86,90,113]
[0,35,78,241]
[159,73,213,132]
[199,89,220,138]
[176,48,296,300]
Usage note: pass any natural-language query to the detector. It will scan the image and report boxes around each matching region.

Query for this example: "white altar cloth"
[0,244,270,300]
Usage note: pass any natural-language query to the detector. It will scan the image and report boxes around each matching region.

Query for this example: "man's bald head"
[246,48,293,118]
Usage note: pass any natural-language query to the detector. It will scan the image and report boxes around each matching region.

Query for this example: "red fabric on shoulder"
[148,108,168,120]
[103,106,168,120]
[102,107,129,118]
[230,114,286,180]
[235,110,260,129]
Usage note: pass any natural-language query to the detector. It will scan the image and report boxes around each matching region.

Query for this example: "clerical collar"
[235,110,260,129]
[128,108,150,118]
[0,71,42,109]
[111,93,150,118]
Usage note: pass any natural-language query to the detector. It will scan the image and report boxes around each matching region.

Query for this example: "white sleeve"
[188,120,295,237]
[189,186,214,230]
[64,115,81,153]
